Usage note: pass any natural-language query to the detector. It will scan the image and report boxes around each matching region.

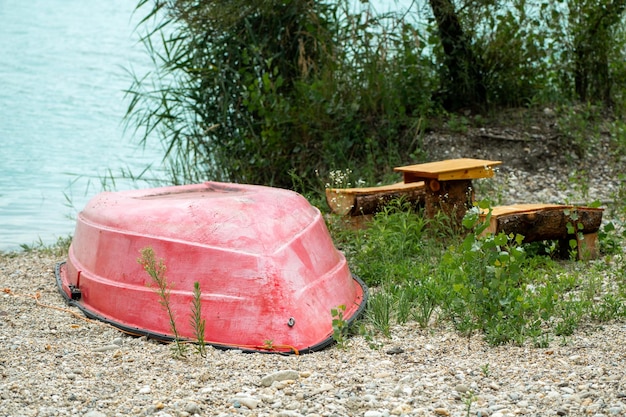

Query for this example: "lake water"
[0,1,416,253]
[0,0,166,251]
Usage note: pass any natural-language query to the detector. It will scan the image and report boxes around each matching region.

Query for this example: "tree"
[428,0,487,110]
[570,0,626,104]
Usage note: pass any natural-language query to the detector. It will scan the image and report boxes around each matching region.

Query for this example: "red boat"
[56,182,367,353]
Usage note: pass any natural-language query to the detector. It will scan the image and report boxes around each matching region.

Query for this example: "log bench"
[480,204,604,260]
[324,160,604,260]
[325,158,501,219]
[325,181,427,216]
[395,158,502,225]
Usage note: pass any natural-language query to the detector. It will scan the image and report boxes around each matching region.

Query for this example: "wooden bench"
[324,159,605,260]
[480,204,604,260]
[395,158,502,225]
[325,181,426,216]
[326,158,502,219]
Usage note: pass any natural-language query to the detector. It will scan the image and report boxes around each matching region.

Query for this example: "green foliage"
[137,249,215,357]
[445,114,470,134]
[470,2,553,107]
[568,0,626,104]
[138,247,187,358]
[439,204,552,345]
[605,173,626,232]
[554,300,585,336]
[592,294,626,321]
[480,363,490,377]
[464,391,476,417]
[190,281,207,357]
[367,291,393,337]
[555,104,603,160]
[352,199,430,287]
[609,119,626,159]
[18,235,72,257]
[354,322,383,350]
[599,221,626,255]
[564,207,585,258]
[331,304,349,349]
[126,1,626,190]
[126,0,626,187]
[127,0,435,188]
[339,197,626,347]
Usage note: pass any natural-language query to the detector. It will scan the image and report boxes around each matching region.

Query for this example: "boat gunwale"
[55,262,369,354]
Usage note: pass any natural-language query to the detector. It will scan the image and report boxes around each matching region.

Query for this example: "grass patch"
[16,235,72,257]
[331,197,626,348]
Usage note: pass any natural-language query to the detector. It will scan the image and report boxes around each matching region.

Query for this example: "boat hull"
[56,182,367,353]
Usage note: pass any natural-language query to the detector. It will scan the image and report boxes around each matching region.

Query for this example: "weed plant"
[331,304,349,349]
[367,291,393,338]
[137,248,219,358]
[138,247,187,358]
[190,282,207,357]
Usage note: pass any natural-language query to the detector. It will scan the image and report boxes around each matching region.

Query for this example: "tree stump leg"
[424,179,474,226]
[577,232,599,260]
[557,232,599,260]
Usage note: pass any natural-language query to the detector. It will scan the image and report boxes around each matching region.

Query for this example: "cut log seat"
[326,181,426,216]
[480,204,604,260]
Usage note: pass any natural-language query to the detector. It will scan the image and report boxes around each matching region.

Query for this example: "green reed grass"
[138,247,187,358]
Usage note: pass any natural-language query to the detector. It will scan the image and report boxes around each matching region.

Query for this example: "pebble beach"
[1,251,626,417]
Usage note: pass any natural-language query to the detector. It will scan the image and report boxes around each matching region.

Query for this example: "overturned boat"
[56,182,367,353]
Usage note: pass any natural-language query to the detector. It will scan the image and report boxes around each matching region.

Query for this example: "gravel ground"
[1,252,626,417]
[2,116,626,417]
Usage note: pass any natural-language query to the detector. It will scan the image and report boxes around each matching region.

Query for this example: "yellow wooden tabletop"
[394,158,502,181]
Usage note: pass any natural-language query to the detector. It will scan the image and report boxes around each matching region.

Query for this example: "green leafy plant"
[533,332,552,349]
[436,202,561,346]
[446,114,470,134]
[555,104,603,160]
[355,322,382,350]
[127,0,435,189]
[591,294,626,322]
[336,191,626,347]
[263,339,275,351]
[138,247,187,358]
[598,221,626,255]
[464,391,476,417]
[331,304,349,349]
[554,300,586,337]
[564,208,585,259]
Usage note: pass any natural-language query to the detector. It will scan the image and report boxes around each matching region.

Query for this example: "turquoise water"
[0,1,166,251]
[0,1,416,252]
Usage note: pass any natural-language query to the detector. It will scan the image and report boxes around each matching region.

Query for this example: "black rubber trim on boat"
[55,262,369,354]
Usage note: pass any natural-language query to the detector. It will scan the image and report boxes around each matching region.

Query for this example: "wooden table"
[394,158,502,224]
